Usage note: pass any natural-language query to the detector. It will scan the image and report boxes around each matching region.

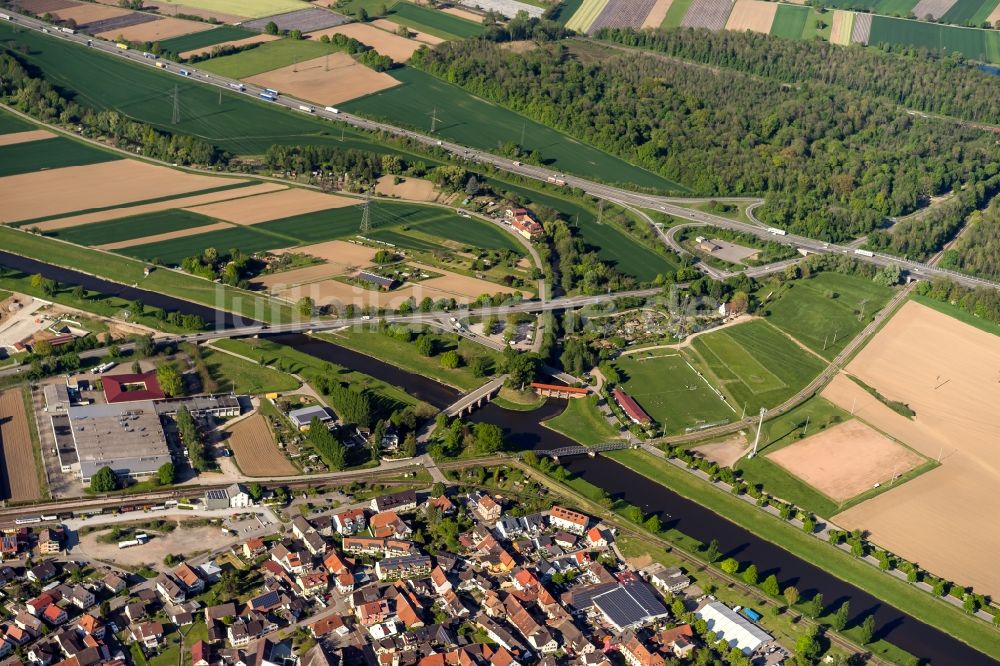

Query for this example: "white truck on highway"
[324,106,339,114]
[298,105,313,113]
[854,249,875,257]
[767,227,787,236]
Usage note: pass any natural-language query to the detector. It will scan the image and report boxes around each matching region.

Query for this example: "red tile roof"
[612,388,651,424]
[530,383,589,394]
[103,372,165,403]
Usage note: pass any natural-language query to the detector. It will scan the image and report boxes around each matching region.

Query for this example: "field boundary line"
[683,357,736,413]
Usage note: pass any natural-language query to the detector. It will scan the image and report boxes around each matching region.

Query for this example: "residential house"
[27,561,58,583]
[205,603,237,623]
[355,599,391,627]
[585,527,610,550]
[332,508,367,535]
[227,618,264,649]
[549,506,589,535]
[297,571,329,597]
[648,567,691,595]
[652,625,696,659]
[0,536,19,558]
[369,512,412,540]
[42,605,67,627]
[4,625,31,647]
[310,615,349,639]
[291,517,313,542]
[375,555,432,581]
[155,573,186,605]
[270,543,306,575]
[124,602,146,623]
[191,640,210,666]
[468,492,502,523]
[131,623,164,650]
[302,532,327,556]
[26,594,54,616]
[371,490,417,514]
[619,632,664,666]
[76,615,104,640]
[28,642,58,666]
[430,566,452,596]
[70,586,95,610]
[426,495,455,515]
[174,563,205,594]
[102,573,126,594]
[242,538,266,559]
[38,529,61,554]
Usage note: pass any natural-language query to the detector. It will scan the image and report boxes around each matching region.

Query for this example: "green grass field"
[868,15,1000,62]
[614,352,737,433]
[941,0,999,25]
[198,38,347,78]
[544,395,625,445]
[49,209,221,246]
[690,320,826,413]
[770,4,810,38]
[817,0,918,15]
[203,347,302,393]
[552,0,585,24]
[662,0,695,26]
[0,109,33,134]
[0,23,440,158]
[488,179,680,281]
[159,26,256,55]
[401,215,524,253]
[765,272,893,360]
[125,225,290,263]
[342,66,683,192]
[0,137,119,177]
[386,2,485,39]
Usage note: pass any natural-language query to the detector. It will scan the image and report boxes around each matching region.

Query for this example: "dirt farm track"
[0,388,42,501]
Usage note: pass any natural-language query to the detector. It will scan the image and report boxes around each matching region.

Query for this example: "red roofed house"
[549,505,590,535]
[42,605,67,626]
[26,594,53,616]
[310,615,348,639]
[530,383,589,399]
[612,388,651,425]
[191,640,210,666]
[505,208,543,240]
[586,527,610,549]
[102,371,165,404]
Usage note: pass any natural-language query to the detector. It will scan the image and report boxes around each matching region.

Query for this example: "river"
[1,256,992,663]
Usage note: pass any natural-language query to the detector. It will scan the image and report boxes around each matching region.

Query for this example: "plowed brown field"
[227,413,298,477]
[0,389,41,501]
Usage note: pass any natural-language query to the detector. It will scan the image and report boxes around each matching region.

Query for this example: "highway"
[8,12,999,294]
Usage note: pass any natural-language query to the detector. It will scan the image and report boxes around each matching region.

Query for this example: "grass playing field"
[689,319,825,413]
[158,26,256,55]
[0,109,33,134]
[386,2,485,39]
[614,352,737,434]
[197,38,347,79]
[868,15,1000,62]
[48,209,221,246]
[0,24,440,159]
[342,66,684,193]
[764,272,893,360]
[769,4,810,37]
[0,137,119,177]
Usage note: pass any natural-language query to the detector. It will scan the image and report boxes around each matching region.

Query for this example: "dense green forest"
[939,196,1000,280]
[596,28,1000,125]
[412,41,998,241]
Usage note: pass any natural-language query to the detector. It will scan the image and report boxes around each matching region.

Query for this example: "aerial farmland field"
[197,38,350,78]
[0,137,118,177]
[158,25,256,55]
[225,413,299,477]
[769,3,810,37]
[48,209,222,246]
[939,0,999,24]
[817,0,919,15]
[385,2,485,39]
[157,0,309,18]
[0,388,42,502]
[0,109,34,134]
[124,224,291,263]
[867,14,1000,61]
[565,0,612,31]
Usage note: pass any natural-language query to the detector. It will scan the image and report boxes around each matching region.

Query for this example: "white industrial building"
[696,601,772,655]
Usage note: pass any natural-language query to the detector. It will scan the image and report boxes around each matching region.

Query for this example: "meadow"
[49,209,221,246]
[817,0,918,15]
[386,2,485,39]
[198,38,347,78]
[0,109,33,134]
[769,4,810,37]
[342,66,683,192]
[0,24,438,158]
[158,26,256,55]
[0,137,119,177]
[868,15,1000,61]
[396,215,525,253]
[614,352,737,433]
[689,319,826,412]
[552,0,586,23]
[764,271,893,359]
[543,395,623,445]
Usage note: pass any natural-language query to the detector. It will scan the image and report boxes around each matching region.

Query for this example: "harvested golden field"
[371,18,444,44]
[374,175,438,201]
[829,10,853,45]
[439,5,482,21]
[307,23,425,62]
[768,419,925,502]
[51,3,130,23]
[255,240,376,289]
[725,0,777,33]
[827,300,1000,596]
[0,130,55,147]
[0,389,41,502]
[178,33,279,59]
[150,1,247,22]
[246,53,400,106]
[97,16,214,41]
[34,182,284,232]
[184,188,357,224]
[0,160,247,222]
[227,413,297,476]
[98,221,232,250]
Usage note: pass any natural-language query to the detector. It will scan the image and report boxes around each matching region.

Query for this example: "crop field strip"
[867,14,1000,60]
[851,10,872,41]
[241,7,350,32]
[48,209,223,246]
[384,2,486,39]
[725,0,778,33]
[680,0,736,29]
[816,0,918,14]
[589,0,659,33]
[770,3,811,37]
[0,137,119,177]
[827,9,854,43]
[565,0,612,31]
[911,0,957,19]
[0,109,34,134]
[0,388,42,502]
[342,67,683,192]
[940,0,1000,23]
[153,0,307,19]
[197,37,354,78]
[158,25,257,55]
[661,0,696,25]
[226,413,298,477]
[0,23,445,160]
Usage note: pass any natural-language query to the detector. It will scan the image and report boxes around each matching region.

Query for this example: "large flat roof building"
[67,401,172,483]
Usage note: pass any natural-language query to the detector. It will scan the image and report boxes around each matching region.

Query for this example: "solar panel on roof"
[250,590,280,609]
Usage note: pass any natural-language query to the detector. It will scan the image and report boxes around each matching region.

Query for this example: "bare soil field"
[691,433,749,468]
[724,0,776,33]
[681,0,735,30]
[307,23,425,62]
[374,175,438,201]
[0,160,247,223]
[910,0,956,19]
[829,10,852,45]
[768,419,924,502]
[0,130,55,147]
[13,0,80,13]
[246,53,400,106]
[642,0,674,26]
[0,388,42,502]
[147,1,247,22]
[826,300,1000,596]
[439,5,483,21]
[34,182,284,232]
[97,16,213,41]
[79,524,227,566]
[989,3,1000,24]
[179,33,280,59]
[255,241,375,288]
[243,6,349,31]
[98,221,233,250]
[275,239,376,266]
[51,3,130,24]
[185,188,358,225]
[226,413,297,476]
[371,18,444,43]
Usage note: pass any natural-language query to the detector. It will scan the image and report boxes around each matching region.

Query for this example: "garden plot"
[98,16,213,41]
[725,0,777,33]
[0,388,41,502]
[681,0,735,29]
[643,0,674,26]
[307,23,426,62]
[911,0,957,18]
[242,6,349,31]
[0,130,55,147]
[184,188,358,225]
[226,413,297,476]
[589,0,659,32]
[179,34,280,59]
[245,53,400,106]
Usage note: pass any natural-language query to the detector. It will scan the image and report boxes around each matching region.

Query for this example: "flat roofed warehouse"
[67,401,171,482]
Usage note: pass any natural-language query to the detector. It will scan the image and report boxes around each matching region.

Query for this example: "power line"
[171,85,180,124]
[430,107,438,133]
[360,190,372,234]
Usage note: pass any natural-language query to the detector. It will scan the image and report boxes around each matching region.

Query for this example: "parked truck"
[118,539,141,549]
[854,248,875,257]
[116,42,128,49]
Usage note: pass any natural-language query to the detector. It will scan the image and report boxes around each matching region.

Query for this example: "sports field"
[158,25,256,55]
[868,14,1000,61]
[385,1,485,39]
[0,137,118,177]
[198,38,348,79]
[342,66,683,193]
[614,352,736,433]
[0,24,440,159]
[689,319,825,412]
[765,271,893,359]
[769,3,810,37]
[48,209,220,246]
